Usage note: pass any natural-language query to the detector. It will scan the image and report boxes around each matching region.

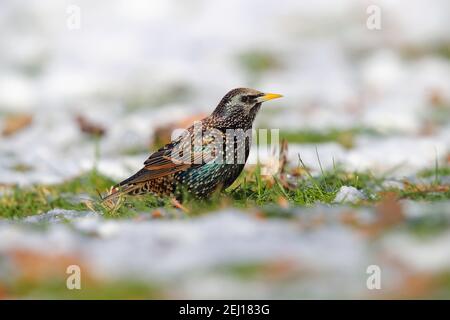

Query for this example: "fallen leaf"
[8,249,88,282]
[151,209,163,218]
[419,120,437,136]
[253,210,266,220]
[339,210,360,227]
[428,88,445,108]
[290,166,308,177]
[276,196,289,209]
[0,282,7,299]
[403,181,449,193]
[263,259,298,281]
[375,192,405,227]
[75,115,106,137]
[2,114,33,136]
[354,192,405,237]
[152,113,206,148]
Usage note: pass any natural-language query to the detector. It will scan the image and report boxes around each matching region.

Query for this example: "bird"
[102,88,282,204]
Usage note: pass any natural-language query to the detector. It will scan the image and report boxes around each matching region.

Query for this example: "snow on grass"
[0,201,449,298]
[23,209,97,224]
[0,208,377,298]
[334,186,366,203]
[382,232,450,273]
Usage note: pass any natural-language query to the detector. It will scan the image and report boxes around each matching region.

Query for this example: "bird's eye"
[241,96,249,103]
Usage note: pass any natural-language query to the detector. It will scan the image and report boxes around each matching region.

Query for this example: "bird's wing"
[115,139,190,186]
[117,127,222,186]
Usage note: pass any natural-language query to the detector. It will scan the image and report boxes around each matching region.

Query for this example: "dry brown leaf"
[403,181,449,193]
[8,249,89,282]
[276,196,289,209]
[278,139,297,190]
[2,114,33,137]
[428,88,445,108]
[375,192,405,226]
[151,209,163,218]
[0,282,7,299]
[353,192,405,237]
[290,166,308,177]
[378,273,438,299]
[419,120,437,136]
[339,211,360,227]
[75,115,106,137]
[279,139,288,175]
[262,259,298,281]
[311,215,327,229]
[253,210,266,220]
[152,113,206,147]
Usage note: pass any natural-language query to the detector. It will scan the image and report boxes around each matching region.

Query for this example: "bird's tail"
[101,169,150,206]
[101,183,143,208]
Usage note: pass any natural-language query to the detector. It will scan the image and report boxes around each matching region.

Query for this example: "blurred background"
[0,0,449,299]
[1,0,449,184]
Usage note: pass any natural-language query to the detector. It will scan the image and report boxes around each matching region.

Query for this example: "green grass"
[8,278,163,299]
[230,169,341,207]
[1,162,449,220]
[237,50,281,77]
[406,211,450,239]
[9,163,34,173]
[399,188,450,202]
[253,127,379,149]
[419,165,450,179]
[0,170,115,219]
[274,128,379,149]
[124,83,192,111]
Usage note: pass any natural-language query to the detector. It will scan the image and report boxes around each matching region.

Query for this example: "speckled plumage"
[103,88,282,202]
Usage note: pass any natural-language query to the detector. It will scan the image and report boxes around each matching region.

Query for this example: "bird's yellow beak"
[256,93,283,103]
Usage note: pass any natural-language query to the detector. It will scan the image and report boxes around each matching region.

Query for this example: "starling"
[103,88,282,203]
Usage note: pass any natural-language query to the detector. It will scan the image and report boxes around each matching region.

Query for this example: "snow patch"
[334,186,366,203]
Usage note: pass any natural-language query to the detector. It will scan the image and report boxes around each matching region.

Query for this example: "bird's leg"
[170,197,190,213]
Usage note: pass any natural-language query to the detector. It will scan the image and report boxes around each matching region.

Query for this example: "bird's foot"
[170,198,190,214]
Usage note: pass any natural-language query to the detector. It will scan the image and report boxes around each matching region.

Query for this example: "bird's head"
[212,88,282,127]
